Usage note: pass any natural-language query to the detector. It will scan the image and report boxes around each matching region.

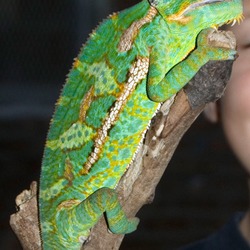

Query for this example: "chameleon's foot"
[197,28,237,61]
[99,188,139,234]
[115,217,140,234]
[107,215,140,234]
[60,187,140,240]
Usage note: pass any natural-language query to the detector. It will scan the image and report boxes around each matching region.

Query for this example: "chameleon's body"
[39,0,242,249]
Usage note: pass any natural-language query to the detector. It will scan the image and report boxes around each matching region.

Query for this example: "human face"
[221,0,250,175]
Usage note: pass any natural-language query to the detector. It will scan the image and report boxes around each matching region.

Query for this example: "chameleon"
[39,0,243,249]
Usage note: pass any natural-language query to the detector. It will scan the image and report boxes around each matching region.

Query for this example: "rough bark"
[10,30,236,250]
[10,182,41,250]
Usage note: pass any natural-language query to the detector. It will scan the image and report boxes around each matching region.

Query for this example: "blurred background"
[0,0,248,249]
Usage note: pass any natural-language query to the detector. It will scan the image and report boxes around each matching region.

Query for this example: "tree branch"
[10,30,236,250]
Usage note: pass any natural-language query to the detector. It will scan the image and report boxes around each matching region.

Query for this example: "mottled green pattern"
[39,0,242,249]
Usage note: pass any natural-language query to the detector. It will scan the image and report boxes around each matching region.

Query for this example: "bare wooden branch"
[10,181,41,250]
[10,30,236,250]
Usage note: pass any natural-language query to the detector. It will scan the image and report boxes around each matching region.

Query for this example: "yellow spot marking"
[40,179,65,201]
[46,139,58,150]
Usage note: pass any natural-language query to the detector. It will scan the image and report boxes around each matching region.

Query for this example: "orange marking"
[73,58,81,69]
[64,158,75,185]
[109,12,118,20]
[57,199,80,211]
[79,85,95,122]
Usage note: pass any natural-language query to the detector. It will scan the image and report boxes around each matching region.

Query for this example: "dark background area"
[0,1,248,249]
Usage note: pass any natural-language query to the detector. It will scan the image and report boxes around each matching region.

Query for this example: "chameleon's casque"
[39,0,242,249]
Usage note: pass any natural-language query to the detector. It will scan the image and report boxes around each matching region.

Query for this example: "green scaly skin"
[39,0,243,249]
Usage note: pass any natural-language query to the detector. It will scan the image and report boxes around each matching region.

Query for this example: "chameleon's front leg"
[147,28,237,102]
[56,188,139,249]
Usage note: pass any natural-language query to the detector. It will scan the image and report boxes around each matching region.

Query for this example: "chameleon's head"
[148,0,243,30]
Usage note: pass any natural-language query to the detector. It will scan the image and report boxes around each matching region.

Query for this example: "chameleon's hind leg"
[57,187,139,247]
[81,187,139,234]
